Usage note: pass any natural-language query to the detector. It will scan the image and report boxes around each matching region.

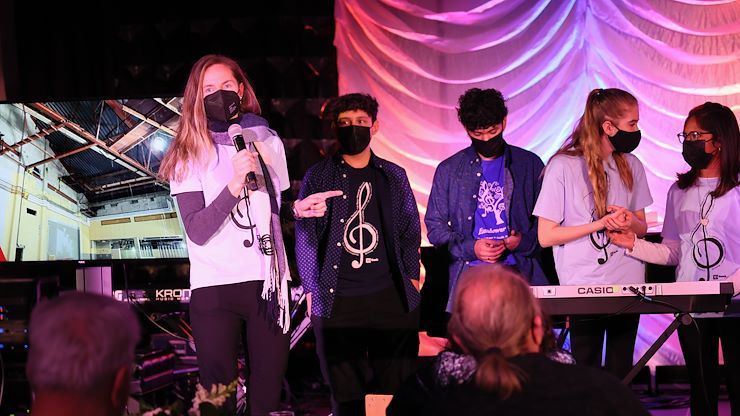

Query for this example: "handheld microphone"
[228,124,258,191]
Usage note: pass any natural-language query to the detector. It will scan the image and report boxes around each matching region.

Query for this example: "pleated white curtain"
[335,0,740,366]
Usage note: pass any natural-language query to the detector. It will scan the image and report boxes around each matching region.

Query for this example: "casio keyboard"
[531,281,735,316]
[531,281,737,384]
[111,278,737,384]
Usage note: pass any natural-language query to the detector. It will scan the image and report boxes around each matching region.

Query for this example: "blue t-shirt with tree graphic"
[473,157,514,265]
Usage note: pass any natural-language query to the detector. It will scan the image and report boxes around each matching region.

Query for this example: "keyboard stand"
[622,312,693,384]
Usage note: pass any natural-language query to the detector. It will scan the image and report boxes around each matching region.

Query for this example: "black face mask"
[204,90,241,122]
[608,129,641,153]
[471,132,505,158]
[337,125,371,155]
[682,140,714,170]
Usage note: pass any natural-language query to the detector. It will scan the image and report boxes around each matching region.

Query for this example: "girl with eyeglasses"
[610,102,740,416]
[533,88,653,379]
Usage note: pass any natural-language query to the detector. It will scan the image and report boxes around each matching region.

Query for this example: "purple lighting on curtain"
[335,0,740,367]
[335,0,739,222]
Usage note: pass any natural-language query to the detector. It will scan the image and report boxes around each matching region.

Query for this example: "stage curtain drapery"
[335,0,740,367]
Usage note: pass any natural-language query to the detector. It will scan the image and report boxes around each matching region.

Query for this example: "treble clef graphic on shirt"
[230,191,256,248]
[693,237,723,270]
[590,230,611,265]
[343,182,379,269]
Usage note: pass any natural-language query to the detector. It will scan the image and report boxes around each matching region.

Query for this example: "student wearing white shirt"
[159,54,339,415]
[610,102,740,416]
[533,88,652,379]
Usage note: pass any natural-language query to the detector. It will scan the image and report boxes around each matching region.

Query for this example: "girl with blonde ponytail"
[532,88,653,379]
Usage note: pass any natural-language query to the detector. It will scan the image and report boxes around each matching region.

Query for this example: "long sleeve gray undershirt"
[175,187,239,246]
[176,187,296,246]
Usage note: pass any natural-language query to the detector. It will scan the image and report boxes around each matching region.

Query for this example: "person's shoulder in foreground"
[387,263,648,416]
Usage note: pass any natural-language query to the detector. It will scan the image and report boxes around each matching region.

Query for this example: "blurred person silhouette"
[27,292,140,416]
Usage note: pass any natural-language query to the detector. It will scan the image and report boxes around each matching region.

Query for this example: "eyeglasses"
[677,131,714,143]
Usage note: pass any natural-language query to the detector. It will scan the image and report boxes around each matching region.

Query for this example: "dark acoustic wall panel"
[5,1,340,196]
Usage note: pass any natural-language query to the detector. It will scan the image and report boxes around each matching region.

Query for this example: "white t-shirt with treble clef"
[662,177,740,284]
[533,153,653,285]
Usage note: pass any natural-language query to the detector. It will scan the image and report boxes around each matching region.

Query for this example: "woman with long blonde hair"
[533,88,653,379]
[161,54,339,415]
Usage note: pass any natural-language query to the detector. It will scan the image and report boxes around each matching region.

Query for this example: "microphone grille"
[228,124,243,139]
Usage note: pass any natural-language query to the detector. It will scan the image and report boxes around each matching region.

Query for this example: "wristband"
[292,201,301,219]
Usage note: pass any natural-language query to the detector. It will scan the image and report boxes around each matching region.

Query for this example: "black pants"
[190,281,289,416]
[678,317,740,416]
[569,315,640,380]
[311,285,420,416]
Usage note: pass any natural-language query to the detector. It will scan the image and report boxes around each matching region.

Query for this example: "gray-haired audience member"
[27,292,140,416]
[387,264,649,416]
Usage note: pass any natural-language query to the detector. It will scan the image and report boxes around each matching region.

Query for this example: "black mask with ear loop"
[204,90,241,122]
[337,125,372,155]
[607,128,641,153]
[470,132,505,158]
[682,140,716,170]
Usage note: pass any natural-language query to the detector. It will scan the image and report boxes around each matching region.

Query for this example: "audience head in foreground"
[387,264,649,416]
[447,264,544,398]
[27,291,140,416]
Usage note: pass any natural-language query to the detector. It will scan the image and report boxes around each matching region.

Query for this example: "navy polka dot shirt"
[295,153,422,318]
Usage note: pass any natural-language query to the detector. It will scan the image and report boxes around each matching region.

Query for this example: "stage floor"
[285,387,731,415]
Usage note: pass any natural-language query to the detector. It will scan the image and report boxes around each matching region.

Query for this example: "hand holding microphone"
[228,150,257,196]
[229,124,259,192]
